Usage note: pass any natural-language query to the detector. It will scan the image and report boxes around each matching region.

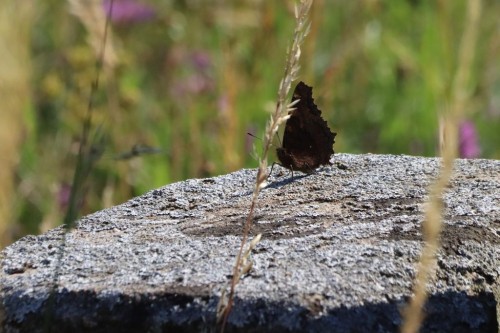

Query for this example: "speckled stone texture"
[1,154,499,333]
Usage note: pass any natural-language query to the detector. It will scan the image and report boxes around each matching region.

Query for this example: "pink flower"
[459,120,481,158]
[190,51,212,72]
[103,0,155,24]
[58,183,72,211]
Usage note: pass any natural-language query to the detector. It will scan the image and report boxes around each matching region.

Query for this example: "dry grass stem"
[401,1,482,332]
[217,1,313,331]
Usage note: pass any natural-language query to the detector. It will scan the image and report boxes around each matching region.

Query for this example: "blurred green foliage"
[3,0,499,243]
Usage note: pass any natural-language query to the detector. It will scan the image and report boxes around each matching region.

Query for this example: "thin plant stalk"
[64,0,115,228]
[217,1,313,332]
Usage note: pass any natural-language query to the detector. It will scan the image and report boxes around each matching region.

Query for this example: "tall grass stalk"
[217,1,313,331]
[401,0,482,332]
[43,0,115,329]
[63,0,114,229]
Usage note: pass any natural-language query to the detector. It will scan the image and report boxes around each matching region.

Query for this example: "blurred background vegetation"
[0,0,498,247]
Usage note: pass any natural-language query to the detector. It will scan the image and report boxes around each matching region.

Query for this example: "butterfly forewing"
[276,81,336,173]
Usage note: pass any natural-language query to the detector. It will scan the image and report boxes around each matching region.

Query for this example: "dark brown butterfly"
[276,81,336,173]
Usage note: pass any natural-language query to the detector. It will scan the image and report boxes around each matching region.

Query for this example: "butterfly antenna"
[246,132,261,140]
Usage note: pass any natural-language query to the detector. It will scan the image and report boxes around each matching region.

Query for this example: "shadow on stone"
[2,289,497,333]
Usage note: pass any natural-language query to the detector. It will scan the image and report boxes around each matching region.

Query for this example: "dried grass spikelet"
[68,0,117,73]
[216,233,262,322]
[240,233,262,277]
[217,1,313,332]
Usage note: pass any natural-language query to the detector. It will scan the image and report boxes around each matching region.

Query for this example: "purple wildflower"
[190,51,212,72]
[103,0,155,24]
[168,49,214,97]
[459,120,481,158]
[58,183,72,211]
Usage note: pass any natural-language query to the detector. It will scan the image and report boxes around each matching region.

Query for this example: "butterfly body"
[276,81,336,173]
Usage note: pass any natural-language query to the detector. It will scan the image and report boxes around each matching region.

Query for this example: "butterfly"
[276,81,336,173]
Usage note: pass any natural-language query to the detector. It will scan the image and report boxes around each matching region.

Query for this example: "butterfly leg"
[268,162,278,179]
[268,162,295,180]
